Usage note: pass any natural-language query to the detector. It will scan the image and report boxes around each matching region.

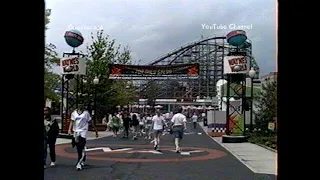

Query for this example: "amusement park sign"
[59,56,86,75]
[223,56,249,74]
[109,63,199,80]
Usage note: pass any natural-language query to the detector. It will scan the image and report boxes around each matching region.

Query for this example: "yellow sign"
[235,86,243,94]
[268,122,275,131]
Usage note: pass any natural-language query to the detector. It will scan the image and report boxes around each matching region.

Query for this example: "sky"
[46,0,276,76]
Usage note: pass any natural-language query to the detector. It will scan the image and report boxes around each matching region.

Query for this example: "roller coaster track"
[149,36,226,65]
[139,36,226,93]
[139,34,260,100]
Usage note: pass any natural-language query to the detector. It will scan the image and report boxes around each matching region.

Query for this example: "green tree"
[144,80,158,107]
[45,9,51,30]
[45,8,59,68]
[85,30,135,119]
[254,80,277,133]
[44,71,61,102]
[44,8,60,101]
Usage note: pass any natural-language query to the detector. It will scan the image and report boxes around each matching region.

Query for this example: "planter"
[222,135,248,143]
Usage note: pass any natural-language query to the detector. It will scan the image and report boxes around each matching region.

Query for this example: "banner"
[223,56,249,74]
[60,56,86,75]
[109,63,199,80]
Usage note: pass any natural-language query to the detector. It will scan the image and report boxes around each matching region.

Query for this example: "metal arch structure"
[138,35,260,101]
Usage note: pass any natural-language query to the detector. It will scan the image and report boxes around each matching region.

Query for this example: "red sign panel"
[109,63,200,80]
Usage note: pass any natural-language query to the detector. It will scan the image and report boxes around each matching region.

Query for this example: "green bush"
[248,134,277,150]
[254,80,277,134]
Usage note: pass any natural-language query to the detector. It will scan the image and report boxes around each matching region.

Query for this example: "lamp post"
[93,76,99,125]
[82,79,87,102]
[248,67,256,133]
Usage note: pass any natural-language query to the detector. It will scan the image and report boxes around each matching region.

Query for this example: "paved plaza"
[45,123,276,180]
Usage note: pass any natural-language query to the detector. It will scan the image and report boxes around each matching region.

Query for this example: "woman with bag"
[44,107,59,169]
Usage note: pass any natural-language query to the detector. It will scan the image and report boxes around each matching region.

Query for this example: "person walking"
[68,104,99,171]
[110,113,121,137]
[102,115,108,125]
[143,114,152,140]
[116,111,124,132]
[138,114,145,136]
[191,112,198,129]
[170,106,187,153]
[122,112,131,138]
[131,113,140,140]
[152,109,166,151]
[44,107,59,169]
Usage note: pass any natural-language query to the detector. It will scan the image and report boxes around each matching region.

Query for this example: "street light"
[64,66,72,72]
[93,76,99,85]
[248,67,256,133]
[93,76,99,125]
[80,78,88,102]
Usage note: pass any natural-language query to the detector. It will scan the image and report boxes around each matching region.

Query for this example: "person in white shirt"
[138,114,145,136]
[68,104,98,171]
[116,112,123,131]
[144,114,153,140]
[165,112,170,121]
[191,113,198,129]
[170,106,187,153]
[152,109,166,151]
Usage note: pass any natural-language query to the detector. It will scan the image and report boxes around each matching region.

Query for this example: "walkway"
[45,123,276,180]
[200,123,277,175]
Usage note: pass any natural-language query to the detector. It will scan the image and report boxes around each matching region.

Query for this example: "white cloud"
[46,0,276,75]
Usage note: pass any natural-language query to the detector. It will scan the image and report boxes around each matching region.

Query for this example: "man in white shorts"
[68,104,98,171]
[152,109,166,151]
[170,106,187,153]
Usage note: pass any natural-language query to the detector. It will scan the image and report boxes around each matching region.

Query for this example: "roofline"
[260,72,278,79]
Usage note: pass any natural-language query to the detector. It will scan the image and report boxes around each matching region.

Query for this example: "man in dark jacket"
[44,107,59,169]
[122,112,131,138]
[131,113,140,140]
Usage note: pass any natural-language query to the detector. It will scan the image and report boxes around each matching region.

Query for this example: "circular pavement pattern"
[56,144,227,163]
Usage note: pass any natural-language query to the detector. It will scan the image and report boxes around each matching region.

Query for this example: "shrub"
[248,133,277,150]
[254,79,277,134]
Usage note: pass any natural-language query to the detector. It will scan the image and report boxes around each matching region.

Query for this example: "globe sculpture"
[64,29,84,48]
[226,30,247,47]
[239,40,251,49]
